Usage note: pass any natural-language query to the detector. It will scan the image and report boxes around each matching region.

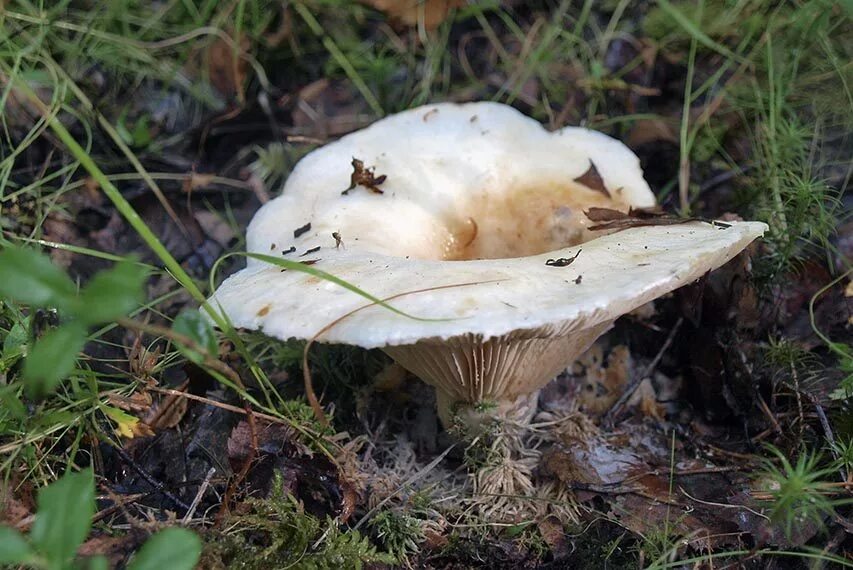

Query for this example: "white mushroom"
[208,102,767,427]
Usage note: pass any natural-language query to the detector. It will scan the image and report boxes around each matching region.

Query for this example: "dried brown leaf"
[106,391,152,414]
[128,337,161,381]
[573,160,609,196]
[363,0,464,29]
[627,118,678,147]
[206,35,249,101]
[585,207,730,231]
[142,379,189,431]
[226,418,299,465]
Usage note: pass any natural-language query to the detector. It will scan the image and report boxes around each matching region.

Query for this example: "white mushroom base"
[383,320,613,430]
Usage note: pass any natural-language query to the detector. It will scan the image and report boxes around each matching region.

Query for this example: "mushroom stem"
[435,390,540,433]
[382,321,612,431]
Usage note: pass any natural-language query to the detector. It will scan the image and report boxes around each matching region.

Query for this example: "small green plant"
[369,509,425,563]
[0,246,147,398]
[0,468,201,570]
[759,446,845,539]
[830,438,853,477]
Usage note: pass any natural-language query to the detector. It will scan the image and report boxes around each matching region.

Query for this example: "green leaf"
[29,468,95,570]
[0,246,77,309]
[2,319,29,359]
[172,310,217,364]
[86,554,109,570]
[127,528,201,570]
[0,526,34,564]
[78,261,148,325]
[23,323,87,397]
[101,405,143,439]
[0,385,27,420]
[130,115,152,148]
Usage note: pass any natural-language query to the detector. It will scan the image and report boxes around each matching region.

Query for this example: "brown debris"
[546,249,582,267]
[585,206,731,231]
[226,419,356,522]
[106,391,153,414]
[342,158,387,195]
[206,34,249,102]
[573,160,609,196]
[362,0,464,29]
[141,379,190,432]
[294,222,312,238]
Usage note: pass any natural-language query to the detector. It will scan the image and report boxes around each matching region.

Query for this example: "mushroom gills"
[383,320,614,427]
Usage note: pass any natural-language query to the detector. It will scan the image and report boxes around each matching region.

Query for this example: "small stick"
[182,467,216,523]
[603,318,683,426]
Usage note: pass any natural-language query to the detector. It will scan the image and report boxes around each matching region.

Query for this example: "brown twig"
[182,467,216,523]
[603,318,683,426]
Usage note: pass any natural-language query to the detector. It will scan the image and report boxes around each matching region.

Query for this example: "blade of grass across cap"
[302,279,505,426]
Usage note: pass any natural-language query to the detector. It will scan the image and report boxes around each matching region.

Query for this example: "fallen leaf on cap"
[573,160,609,196]
[586,207,730,231]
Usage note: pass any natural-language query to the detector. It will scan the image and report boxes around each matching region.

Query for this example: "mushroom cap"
[209,101,766,347]
[210,221,766,349]
[244,101,656,263]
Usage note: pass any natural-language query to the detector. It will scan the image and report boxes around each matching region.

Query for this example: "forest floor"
[0,1,852,568]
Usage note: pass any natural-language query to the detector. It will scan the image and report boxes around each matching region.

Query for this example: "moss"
[204,478,395,569]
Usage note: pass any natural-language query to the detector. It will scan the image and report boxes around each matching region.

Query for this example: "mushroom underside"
[383,319,614,427]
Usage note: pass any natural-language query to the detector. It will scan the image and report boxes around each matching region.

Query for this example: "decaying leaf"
[362,0,464,29]
[627,118,678,147]
[0,485,33,528]
[542,424,756,551]
[226,419,357,521]
[585,206,731,231]
[128,336,161,382]
[537,517,569,556]
[102,405,155,439]
[78,535,136,568]
[142,379,190,431]
[573,160,609,196]
[106,390,152,414]
[206,34,250,101]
